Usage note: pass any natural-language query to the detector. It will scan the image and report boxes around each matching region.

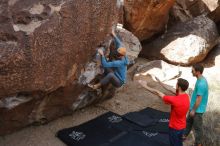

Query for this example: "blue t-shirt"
[190,76,209,113]
[101,56,129,84]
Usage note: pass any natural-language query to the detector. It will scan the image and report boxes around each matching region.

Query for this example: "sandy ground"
[0,58,197,146]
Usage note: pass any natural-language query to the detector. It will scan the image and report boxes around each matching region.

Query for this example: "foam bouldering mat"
[57,111,139,146]
[123,107,170,133]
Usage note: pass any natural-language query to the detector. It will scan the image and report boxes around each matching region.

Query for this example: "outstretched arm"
[111,27,123,48]
[154,76,176,95]
[138,80,165,100]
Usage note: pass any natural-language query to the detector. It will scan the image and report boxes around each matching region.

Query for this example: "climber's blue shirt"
[190,76,209,113]
[101,56,129,84]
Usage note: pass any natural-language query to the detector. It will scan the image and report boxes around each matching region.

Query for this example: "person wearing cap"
[88,29,129,89]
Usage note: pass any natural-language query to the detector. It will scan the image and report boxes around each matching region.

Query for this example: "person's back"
[162,78,190,146]
[113,56,129,84]
[87,28,129,90]
[164,93,190,130]
[138,78,190,146]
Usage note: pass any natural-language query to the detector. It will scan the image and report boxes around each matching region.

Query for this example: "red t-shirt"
[163,93,190,130]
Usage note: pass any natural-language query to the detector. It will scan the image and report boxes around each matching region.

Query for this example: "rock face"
[133,60,181,83]
[76,26,142,110]
[171,0,219,23]
[208,5,220,23]
[124,0,175,41]
[78,25,142,85]
[116,26,142,63]
[171,0,210,22]
[0,0,121,135]
[141,15,219,66]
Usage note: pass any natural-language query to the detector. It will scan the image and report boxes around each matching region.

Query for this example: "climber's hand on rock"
[98,49,104,56]
[111,26,116,36]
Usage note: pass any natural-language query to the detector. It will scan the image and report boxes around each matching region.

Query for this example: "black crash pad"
[57,112,140,146]
[123,107,170,133]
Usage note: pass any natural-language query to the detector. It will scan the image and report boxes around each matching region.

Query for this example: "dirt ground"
[0,58,197,146]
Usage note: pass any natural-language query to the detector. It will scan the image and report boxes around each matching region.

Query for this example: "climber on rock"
[88,28,129,89]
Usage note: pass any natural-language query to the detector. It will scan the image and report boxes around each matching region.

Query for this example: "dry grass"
[201,81,220,146]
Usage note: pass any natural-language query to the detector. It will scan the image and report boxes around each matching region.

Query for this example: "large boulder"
[0,0,121,135]
[77,24,141,86]
[170,0,219,23]
[124,0,175,41]
[117,26,142,63]
[141,15,219,65]
[76,26,142,109]
[208,5,220,23]
[202,0,219,11]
